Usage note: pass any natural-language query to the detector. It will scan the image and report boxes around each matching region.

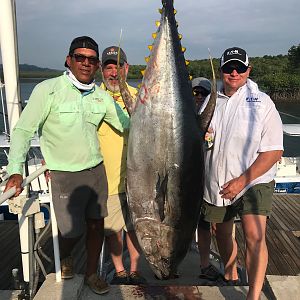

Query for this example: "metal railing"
[0,164,62,300]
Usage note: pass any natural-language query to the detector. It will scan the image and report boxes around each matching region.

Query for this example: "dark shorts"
[200,181,275,224]
[51,163,108,238]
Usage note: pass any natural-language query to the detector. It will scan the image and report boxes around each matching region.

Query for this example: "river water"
[0,79,299,166]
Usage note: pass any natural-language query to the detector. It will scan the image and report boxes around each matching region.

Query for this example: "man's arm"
[220,150,283,200]
[5,82,52,196]
[103,94,130,132]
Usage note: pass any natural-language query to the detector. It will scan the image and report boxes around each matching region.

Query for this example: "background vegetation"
[127,43,300,102]
[1,44,299,102]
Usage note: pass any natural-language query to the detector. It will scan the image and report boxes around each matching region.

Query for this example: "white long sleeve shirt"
[201,79,283,206]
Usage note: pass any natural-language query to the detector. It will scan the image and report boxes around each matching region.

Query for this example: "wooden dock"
[0,193,299,290]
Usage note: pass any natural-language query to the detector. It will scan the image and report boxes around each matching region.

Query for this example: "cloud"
[1,0,298,69]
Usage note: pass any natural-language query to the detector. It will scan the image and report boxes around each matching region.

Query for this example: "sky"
[1,0,300,70]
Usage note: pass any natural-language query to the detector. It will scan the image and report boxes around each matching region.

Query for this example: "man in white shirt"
[200,47,283,300]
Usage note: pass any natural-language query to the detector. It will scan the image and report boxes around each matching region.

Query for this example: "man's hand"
[219,177,245,201]
[3,174,23,197]
[41,160,50,183]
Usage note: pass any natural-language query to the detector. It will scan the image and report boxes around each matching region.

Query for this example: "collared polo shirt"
[201,79,283,206]
[98,82,137,195]
[7,74,130,175]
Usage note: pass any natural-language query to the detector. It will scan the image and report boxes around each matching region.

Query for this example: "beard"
[102,77,120,93]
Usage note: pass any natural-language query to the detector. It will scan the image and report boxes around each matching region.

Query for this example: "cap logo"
[106,48,118,56]
[227,49,241,56]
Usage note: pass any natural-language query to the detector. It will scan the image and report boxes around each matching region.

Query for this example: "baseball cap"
[102,46,127,65]
[220,47,249,68]
[192,77,211,93]
[65,36,99,67]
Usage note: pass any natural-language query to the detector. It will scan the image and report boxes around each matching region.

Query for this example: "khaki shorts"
[200,181,275,223]
[51,163,108,238]
[104,193,134,236]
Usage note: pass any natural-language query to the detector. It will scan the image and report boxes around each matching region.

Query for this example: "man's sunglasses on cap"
[221,63,248,74]
[71,53,99,65]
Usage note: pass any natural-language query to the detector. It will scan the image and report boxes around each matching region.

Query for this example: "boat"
[274,124,300,194]
[0,1,299,299]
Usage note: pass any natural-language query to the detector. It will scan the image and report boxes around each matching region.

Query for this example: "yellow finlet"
[145,56,150,63]
[152,33,157,39]
[178,34,182,40]
[148,45,153,51]
[137,84,141,89]
[182,47,186,53]
[189,75,193,81]
[185,60,190,66]
[174,9,177,15]
[155,21,160,27]
[141,70,145,76]
[159,8,162,14]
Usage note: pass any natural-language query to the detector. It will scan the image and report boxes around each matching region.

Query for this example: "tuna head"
[126,0,205,279]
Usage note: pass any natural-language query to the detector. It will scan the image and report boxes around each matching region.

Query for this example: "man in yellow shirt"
[98,46,146,285]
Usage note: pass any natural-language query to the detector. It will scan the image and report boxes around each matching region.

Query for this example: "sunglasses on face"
[71,53,99,65]
[221,64,248,74]
[193,89,209,97]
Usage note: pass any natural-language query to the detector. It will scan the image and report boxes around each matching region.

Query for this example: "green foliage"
[128,64,145,79]
[187,59,220,81]
[287,44,300,73]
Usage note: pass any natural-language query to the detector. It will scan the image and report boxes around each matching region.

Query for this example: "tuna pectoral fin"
[198,54,217,136]
[155,173,168,222]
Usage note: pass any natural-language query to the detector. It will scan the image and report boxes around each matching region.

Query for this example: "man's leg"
[126,230,141,273]
[86,218,104,277]
[126,230,147,284]
[242,214,268,300]
[215,219,239,281]
[197,222,211,269]
[59,234,80,260]
[106,231,125,273]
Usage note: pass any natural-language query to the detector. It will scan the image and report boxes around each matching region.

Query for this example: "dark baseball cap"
[65,36,99,67]
[192,77,211,92]
[102,46,127,65]
[220,47,249,68]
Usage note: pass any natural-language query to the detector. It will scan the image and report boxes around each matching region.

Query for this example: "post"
[0,0,22,133]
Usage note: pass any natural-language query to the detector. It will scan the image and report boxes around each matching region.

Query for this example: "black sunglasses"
[72,53,99,65]
[221,64,248,74]
[193,88,209,97]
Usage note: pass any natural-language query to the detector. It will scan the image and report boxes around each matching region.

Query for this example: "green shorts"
[200,181,275,223]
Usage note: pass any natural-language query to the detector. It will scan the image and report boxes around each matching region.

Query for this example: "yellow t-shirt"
[98,83,137,195]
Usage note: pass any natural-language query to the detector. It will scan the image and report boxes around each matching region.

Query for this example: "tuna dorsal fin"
[155,173,168,222]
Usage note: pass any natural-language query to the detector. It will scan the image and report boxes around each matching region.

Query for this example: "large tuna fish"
[120,0,216,279]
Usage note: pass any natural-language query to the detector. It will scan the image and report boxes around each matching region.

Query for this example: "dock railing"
[0,164,62,296]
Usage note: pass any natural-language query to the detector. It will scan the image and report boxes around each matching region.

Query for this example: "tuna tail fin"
[155,173,168,222]
[162,0,174,10]
[117,31,136,116]
[198,50,217,137]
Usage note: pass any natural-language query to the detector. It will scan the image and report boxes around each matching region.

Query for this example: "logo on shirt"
[246,96,260,102]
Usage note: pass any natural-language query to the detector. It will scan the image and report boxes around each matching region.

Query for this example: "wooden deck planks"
[0,193,299,290]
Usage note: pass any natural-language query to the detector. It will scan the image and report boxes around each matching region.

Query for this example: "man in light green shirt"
[4,36,129,295]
